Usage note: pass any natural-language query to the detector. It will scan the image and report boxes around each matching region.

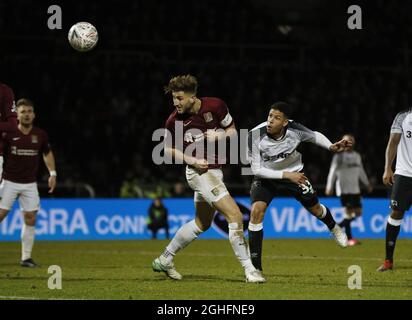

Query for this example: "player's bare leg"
[213,195,265,283]
[378,209,404,272]
[248,201,267,271]
[307,203,348,248]
[152,201,214,280]
[0,208,9,223]
[338,207,354,240]
[20,211,38,267]
[340,207,362,246]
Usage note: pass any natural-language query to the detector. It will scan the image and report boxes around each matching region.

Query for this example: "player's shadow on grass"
[149,274,245,282]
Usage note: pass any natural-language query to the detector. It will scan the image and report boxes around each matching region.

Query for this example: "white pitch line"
[0,295,85,300]
[0,295,39,300]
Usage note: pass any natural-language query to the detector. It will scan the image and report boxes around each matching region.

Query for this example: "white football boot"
[245,269,266,283]
[152,256,182,280]
[331,225,348,248]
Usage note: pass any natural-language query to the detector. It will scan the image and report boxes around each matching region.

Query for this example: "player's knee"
[390,210,404,220]
[308,203,323,217]
[195,216,212,231]
[0,209,10,222]
[24,213,37,226]
[250,203,267,223]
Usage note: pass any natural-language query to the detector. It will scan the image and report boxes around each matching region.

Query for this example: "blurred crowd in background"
[1,0,411,197]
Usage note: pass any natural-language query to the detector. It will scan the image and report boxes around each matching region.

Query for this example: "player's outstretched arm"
[43,150,57,193]
[383,133,401,186]
[329,138,352,153]
[165,147,208,174]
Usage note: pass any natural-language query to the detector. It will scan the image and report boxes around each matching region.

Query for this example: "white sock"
[228,223,255,273]
[388,216,403,226]
[162,220,203,263]
[21,224,35,261]
[248,222,263,232]
[319,204,327,219]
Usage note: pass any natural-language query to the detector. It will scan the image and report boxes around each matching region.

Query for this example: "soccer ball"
[68,22,98,52]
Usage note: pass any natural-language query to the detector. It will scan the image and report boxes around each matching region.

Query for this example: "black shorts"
[340,194,362,208]
[250,177,319,209]
[390,174,412,212]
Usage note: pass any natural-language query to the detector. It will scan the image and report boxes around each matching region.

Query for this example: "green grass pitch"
[0,239,411,300]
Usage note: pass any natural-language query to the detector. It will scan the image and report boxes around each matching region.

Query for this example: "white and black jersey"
[247,120,332,179]
[391,109,412,178]
[326,151,369,196]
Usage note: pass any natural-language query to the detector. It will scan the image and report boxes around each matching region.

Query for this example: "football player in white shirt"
[378,108,412,272]
[247,102,351,273]
[326,134,373,246]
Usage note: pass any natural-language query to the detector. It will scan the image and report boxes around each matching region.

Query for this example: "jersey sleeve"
[215,99,233,128]
[0,84,17,119]
[326,154,339,191]
[391,111,407,134]
[288,121,316,143]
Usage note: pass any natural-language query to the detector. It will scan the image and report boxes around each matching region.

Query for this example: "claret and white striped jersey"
[391,109,412,178]
[247,120,332,179]
[326,151,369,196]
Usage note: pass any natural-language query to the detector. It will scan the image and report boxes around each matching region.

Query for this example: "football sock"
[339,218,353,239]
[385,217,402,262]
[162,219,203,263]
[319,205,336,230]
[229,223,255,273]
[21,224,35,261]
[248,223,264,271]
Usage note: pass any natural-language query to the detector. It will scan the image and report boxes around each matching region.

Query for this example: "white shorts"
[185,166,229,205]
[0,180,40,212]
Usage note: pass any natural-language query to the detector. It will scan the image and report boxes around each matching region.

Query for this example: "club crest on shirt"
[203,112,213,123]
[31,134,38,144]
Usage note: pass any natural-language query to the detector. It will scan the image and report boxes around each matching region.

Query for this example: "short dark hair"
[164,74,198,94]
[16,98,35,109]
[269,101,293,118]
[343,133,355,139]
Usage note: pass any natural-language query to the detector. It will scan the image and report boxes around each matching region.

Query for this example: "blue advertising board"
[0,198,411,241]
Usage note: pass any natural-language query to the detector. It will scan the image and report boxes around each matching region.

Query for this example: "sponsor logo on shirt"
[262,152,292,161]
[11,146,38,156]
[203,112,213,123]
